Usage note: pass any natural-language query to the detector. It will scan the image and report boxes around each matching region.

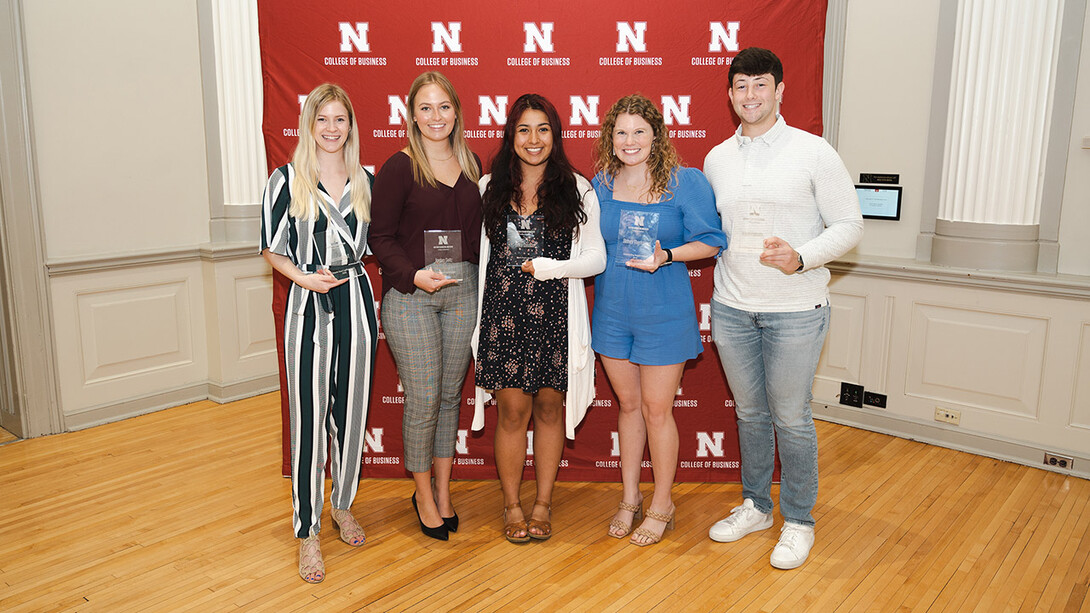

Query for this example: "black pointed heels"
[412,492,449,541]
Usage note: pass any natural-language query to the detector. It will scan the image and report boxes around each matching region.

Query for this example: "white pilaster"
[938,0,1063,225]
[933,0,1064,271]
[208,0,265,243]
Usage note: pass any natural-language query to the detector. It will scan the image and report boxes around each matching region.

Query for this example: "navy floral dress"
[475,209,570,393]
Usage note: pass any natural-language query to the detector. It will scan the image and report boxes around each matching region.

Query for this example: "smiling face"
[412,83,456,144]
[513,109,553,168]
[729,72,784,137]
[311,100,350,155]
[611,112,654,168]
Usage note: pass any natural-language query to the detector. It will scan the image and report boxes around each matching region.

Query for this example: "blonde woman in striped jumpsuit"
[260,83,378,584]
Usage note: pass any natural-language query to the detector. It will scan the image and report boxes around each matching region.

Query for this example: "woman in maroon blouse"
[370,72,482,541]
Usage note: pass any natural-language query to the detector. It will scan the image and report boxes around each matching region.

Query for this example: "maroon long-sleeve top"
[369,150,483,296]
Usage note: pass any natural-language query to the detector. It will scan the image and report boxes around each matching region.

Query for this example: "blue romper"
[591,167,726,365]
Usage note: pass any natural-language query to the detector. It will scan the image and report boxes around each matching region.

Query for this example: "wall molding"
[47,242,259,277]
[830,253,1090,299]
[813,402,1090,480]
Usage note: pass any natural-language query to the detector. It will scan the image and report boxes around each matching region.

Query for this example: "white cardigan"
[470,173,607,439]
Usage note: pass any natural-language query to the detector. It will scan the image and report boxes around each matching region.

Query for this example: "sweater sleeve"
[369,153,418,294]
[795,141,864,270]
[532,175,607,280]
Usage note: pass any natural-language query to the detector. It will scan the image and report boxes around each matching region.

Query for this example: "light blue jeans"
[711,300,829,527]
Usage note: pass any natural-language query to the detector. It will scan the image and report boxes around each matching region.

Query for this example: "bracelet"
[664,247,673,264]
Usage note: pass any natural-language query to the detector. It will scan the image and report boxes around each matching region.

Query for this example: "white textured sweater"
[703,116,863,313]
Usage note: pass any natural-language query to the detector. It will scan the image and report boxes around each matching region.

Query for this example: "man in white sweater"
[703,47,863,570]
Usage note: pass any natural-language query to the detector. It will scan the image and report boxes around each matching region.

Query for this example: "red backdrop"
[259,0,829,481]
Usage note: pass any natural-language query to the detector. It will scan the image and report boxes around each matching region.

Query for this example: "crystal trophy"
[424,229,463,279]
[506,213,544,266]
[617,209,660,265]
[731,203,773,256]
[314,231,354,279]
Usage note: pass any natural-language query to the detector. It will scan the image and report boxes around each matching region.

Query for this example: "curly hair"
[592,94,681,199]
[482,93,586,243]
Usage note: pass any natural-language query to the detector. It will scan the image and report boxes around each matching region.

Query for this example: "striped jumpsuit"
[261,163,378,538]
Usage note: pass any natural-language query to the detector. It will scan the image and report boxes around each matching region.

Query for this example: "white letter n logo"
[616,22,647,53]
[709,21,740,53]
[661,96,692,126]
[431,22,462,52]
[364,428,384,453]
[338,22,369,53]
[523,22,555,53]
[695,432,725,458]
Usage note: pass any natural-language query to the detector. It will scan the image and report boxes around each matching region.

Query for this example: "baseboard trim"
[813,402,1090,480]
[63,377,279,432]
[208,374,279,404]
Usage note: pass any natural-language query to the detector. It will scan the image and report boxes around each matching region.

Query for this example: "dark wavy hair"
[482,93,586,243]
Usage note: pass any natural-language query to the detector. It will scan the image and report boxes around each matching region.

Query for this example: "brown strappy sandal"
[527,500,552,541]
[503,502,531,543]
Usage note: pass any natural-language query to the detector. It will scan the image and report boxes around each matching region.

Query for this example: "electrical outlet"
[839,382,864,408]
[934,407,961,425]
[863,391,887,408]
[1044,453,1073,470]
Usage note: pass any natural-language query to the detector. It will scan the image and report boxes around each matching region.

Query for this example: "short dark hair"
[728,47,783,86]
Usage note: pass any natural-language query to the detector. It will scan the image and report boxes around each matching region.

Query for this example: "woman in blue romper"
[592,94,726,547]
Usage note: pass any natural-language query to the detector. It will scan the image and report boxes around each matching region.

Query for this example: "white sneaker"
[708,498,773,543]
[769,522,815,570]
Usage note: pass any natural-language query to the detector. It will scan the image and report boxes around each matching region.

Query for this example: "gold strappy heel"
[298,535,325,583]
[630,505,675,547]
[331,508,366,547]
[608,498,643,538]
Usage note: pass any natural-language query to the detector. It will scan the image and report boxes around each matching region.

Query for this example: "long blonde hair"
[290,83,371,222]
[593,94,681,199]
[404,72,480,187]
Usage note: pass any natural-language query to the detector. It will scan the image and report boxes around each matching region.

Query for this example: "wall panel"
[906,303,1047,418]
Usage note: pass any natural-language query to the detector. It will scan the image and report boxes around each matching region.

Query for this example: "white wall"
[837,0,1090,278]
[822,0,1090,476]
[837,0,942,260]
[16,0,276,429]
[22,0,210,259]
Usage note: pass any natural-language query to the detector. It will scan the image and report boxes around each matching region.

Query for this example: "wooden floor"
[0,393,1087,612]
[0,426,16,445]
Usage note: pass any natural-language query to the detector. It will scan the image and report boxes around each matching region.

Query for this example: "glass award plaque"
[314,231,355,279]
[424,229,463,278]
[617,209,659,265]
[506,213,543,266]
[731,204,773,256]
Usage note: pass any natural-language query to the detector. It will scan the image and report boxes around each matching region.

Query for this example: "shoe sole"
[708,518,773,543]
[770,556,807,570]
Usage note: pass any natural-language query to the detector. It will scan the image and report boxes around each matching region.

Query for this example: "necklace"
[429,150,455,162]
